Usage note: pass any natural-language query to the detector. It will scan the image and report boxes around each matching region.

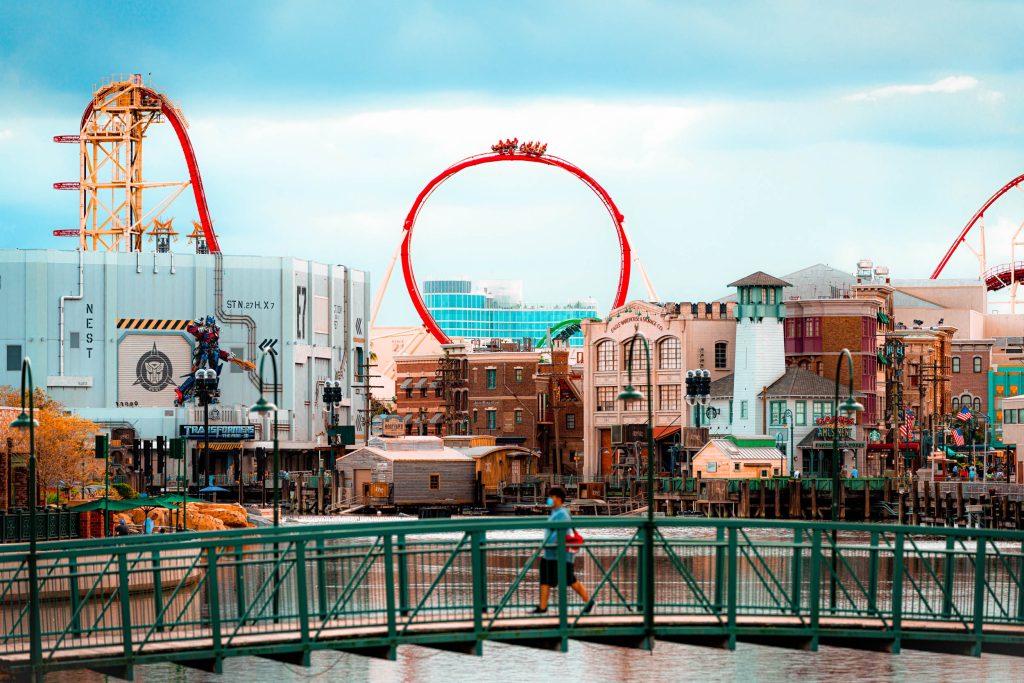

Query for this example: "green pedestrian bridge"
[2,518,1023,680]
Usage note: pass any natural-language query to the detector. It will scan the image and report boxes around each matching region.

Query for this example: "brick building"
[467,351,541,449]
[951,339,994,417]
[536,348,584,473]
[392,345,469,436]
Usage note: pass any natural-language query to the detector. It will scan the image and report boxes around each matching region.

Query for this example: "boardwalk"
[2,518,1024,680]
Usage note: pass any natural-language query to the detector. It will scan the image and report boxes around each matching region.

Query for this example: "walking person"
[532,486,594,615]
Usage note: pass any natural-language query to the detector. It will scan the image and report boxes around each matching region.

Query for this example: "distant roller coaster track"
[398,149,633,344]
[79,83,221,253]
[931,172,1024,290]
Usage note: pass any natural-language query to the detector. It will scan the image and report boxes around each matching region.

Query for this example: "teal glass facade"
[423,279,596,347]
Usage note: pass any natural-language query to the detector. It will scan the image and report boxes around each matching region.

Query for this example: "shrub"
[111,482,138,500]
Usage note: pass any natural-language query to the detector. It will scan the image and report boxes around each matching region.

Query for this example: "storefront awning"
[399,378,413,390]
[402,413,415,424]
[877,310,891,325]
[653,426,680,440]
[430,413,444,424]
[414,378,429,389]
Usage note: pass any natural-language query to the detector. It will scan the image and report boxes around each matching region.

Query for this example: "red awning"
[653,426,680,440]
[867,442,920,453]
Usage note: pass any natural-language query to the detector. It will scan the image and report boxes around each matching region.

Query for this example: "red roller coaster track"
[931,173,1024,287]
[79,85,221,253]
[401,149,631,344]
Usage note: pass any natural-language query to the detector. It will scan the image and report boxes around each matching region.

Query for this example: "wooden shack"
[336,436,476,507]
[692,435,787,479]
[455,445,539,497]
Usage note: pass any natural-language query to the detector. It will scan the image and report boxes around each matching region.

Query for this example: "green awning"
[877,310,891,325]
[153,494,209,505]
[70,497,178,512]
[877,351,890,366]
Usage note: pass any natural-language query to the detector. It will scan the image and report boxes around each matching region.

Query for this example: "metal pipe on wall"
[58,249,85,376]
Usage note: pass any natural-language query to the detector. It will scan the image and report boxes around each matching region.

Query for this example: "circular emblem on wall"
[134,343,174,392]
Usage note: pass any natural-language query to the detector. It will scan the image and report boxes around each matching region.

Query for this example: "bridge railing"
[1,518,1024,678]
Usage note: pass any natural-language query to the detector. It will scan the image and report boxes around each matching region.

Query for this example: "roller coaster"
[54,74,220,253]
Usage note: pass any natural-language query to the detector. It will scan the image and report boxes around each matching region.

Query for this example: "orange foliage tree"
[0,386,102,498]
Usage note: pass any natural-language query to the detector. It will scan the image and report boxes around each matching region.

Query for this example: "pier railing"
[1,518,1023,679]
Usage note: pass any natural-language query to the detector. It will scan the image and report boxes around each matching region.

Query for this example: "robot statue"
[174,315,256,406]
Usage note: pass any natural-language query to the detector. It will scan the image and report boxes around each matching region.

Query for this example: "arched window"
[624,340,648,370]
[658,337,681,369]
[973,356,983,373]
[951,397,959,412]
[974,397,982,413]
[952,357,960,373]
[714,341,728,369]
[596,340,617,372]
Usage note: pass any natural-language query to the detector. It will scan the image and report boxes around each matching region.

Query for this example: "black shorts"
[539,558,576,587]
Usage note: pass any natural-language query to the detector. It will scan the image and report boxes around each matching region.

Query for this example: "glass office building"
[423,279,597,347]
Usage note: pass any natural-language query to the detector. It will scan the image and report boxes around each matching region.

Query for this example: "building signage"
[814,415,856,441]
[179,424,256,441]
[608,314,665,333]
[118,334,192,408]
[382,415,405,437]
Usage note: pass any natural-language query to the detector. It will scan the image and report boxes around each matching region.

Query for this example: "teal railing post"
[1018,540,1024,622]
[233,544,246,628]
[383,535,397,643]
[556,527,568,652]
[315,537,328,622]
[972,535,987,657]
[397,533,409,616]
[152,550,165,633]
[68,555,82,638]
[790,528,802,615]
[868,531,879,615]
[808,529,821,651]
[891,531,904,654]
[713,526,725,612]
[117,551,135,669]
[207,548,222,666]
[942,535,955,618]
[726,526,737,650]
[294,541,311,654]
[470,530,485,651]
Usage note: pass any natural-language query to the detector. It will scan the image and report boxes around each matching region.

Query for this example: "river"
[41,516,1024,682]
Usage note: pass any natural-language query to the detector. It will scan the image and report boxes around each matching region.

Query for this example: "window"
[6,345,21,372]
[420,387,427,398]
[658,337,681,369]
[770,401,786,426]
[565,413,576,430]
[714,342,728,369]
[405,387,413,399]
[596,386,616,411]
[596,340,617,371]
[816,361,823,375]
[69,332,79,349]
[355,347,365,382]
[728,400,734,424]
[974,356,982,373]
[435,386,443,398]
[1006,410,1017,425]
[486,368,497,389]
[514,367,524,382]
[974,397,982,413]
[473,409,478,425]
[734,463,740,471]
[515,409,523,424]
[760,469,768,478]
[952,397,960,412]
[740,401,748,420]
[624,342,648,370]
[952,357,961,373]
[622,386,647,412]
[428,474,440,490]
[795,401,806,426]
[707,461,718,473]
[658,385,681,411]
[486,409,497,430]
[230,347,245,373]
[812,401,828,422]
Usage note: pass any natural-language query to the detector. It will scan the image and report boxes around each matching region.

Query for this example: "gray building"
[337,436,476,507]
[0,249,370,488]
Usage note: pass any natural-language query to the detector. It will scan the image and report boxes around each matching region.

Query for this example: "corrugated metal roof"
[342,446,473,462]
[710,438,785,461]
[456,445,538,459]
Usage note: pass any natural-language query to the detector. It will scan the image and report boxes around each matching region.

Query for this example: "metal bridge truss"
[2,518,1024,680]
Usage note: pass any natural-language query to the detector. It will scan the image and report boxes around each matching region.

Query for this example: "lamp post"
[617,331,656,647]
[830,348,864,611]
[684,369,712,477]
[251,350,280,527]
[10,357,41,675]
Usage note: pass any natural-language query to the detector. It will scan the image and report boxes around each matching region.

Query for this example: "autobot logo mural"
[134,344,174,392]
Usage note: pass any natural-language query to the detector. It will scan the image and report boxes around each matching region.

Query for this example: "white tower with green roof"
[728,271,791,435]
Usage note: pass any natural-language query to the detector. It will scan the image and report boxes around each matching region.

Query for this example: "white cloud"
[0,129,13,141]
[844,76,978,102]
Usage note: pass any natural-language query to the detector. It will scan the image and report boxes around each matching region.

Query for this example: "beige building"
[998,394,1024,483]
[691,435,788,479]
[580,300,736,480]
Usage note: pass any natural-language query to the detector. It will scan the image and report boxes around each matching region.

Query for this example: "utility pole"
[354,355,383,446]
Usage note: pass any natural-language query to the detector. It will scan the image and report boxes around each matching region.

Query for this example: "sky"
[1,1,1023,324]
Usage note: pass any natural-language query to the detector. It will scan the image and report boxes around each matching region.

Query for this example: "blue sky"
[2,1,1024,322]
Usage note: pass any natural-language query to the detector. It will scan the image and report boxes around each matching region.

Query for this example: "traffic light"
[143,439,153,480]
[156,436,165,474]
[323,379,343,404]
[699,369,711,396]
[685,370,695,398]
[94,434,108,460]
[132,438,142,471]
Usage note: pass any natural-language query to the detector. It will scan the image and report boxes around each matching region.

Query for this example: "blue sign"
[179,424,256,441]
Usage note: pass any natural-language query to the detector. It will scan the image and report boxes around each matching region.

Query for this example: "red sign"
[53,135,80,144]
[53,182,80,190]
[815,415,856,426]
[52,229,79,237]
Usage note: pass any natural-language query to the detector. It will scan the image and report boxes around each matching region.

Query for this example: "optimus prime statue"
[174,315,256,406]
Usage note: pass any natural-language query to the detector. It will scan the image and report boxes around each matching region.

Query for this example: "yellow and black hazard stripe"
[116,318,191,331]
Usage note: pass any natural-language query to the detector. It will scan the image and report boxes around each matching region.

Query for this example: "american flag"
[898,408,916,440]
[956,405,973,422]
[951,428,965,447]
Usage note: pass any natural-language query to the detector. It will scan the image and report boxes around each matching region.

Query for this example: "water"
[38,517,1024,682]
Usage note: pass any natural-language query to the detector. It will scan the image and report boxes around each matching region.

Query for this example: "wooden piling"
[956,482,964,522]
[758,481,766,518]
[923,483,932,524]
[810,480,818,520]
[863,479,871,521]
[774,480,782,520]
[910,479,920,526]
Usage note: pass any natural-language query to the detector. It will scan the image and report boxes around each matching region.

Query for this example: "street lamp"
[617,331,656,646]
[10,357,41,672]
[780,408,794,477]
[830,348,864,612]
[250,350,280,527]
